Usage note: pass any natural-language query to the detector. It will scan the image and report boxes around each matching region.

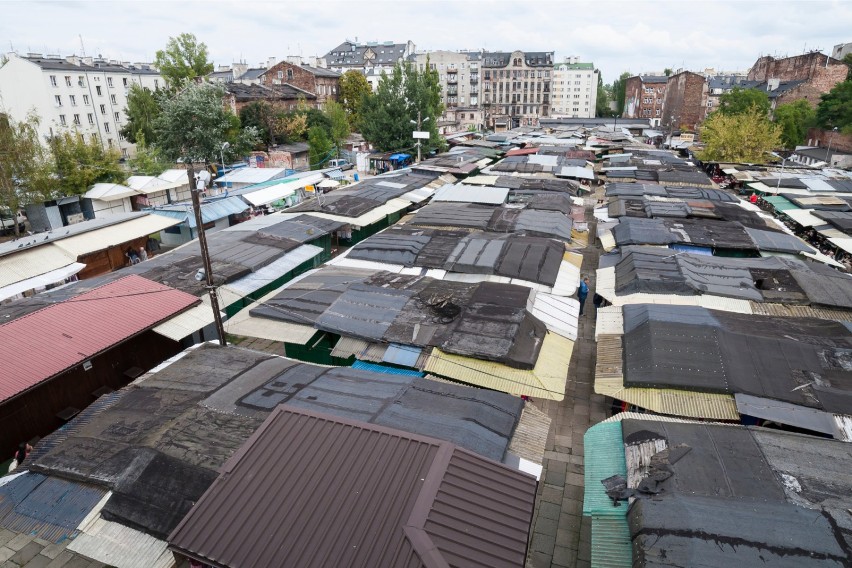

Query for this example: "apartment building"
[623,75,667,125]
[323,39,415,89]
[481,50,554,129]
[0,53,162,157]
[551,57,598,118]
[410,50,483,130]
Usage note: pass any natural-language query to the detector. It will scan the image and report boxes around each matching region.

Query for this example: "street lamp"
[220,141,230,180]
[410,112,431,163]
[769,151,787,195]
[826,127,839,167]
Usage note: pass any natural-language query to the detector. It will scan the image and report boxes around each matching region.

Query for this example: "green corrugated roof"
[583,421,631,568]
[762,195,799,212]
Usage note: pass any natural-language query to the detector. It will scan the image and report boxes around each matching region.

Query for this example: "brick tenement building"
[746,52,848,108]
[258,60,341,108]
[224,82,318,115]
[623,75,667,124]
[661,71,709,133]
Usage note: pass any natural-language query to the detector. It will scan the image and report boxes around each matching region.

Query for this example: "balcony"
[447,88,458,96]
[447,67,458,73]
[447,76,458,85]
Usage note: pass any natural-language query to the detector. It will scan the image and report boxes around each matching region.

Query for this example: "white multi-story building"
[0,53,163,157]
[551,57,598,118]
[411,50,484,132]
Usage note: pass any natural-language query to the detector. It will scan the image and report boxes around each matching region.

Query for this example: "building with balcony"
[323,39,415,90]
[481,50,554,129]
[551,57,598,119]
[0,52,163,157]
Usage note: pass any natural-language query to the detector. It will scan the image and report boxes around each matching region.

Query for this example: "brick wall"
[259,61,339,106]
[808,127,852,154]
[749,53,847,109]
[662,72,708,132]
[623,77,666,120]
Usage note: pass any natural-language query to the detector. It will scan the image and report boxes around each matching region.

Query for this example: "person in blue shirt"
[578,277,590,315]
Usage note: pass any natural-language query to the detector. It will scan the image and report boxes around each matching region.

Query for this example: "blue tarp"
[351,360,424,377]
[389,153,411,162]
[670,243,714,256]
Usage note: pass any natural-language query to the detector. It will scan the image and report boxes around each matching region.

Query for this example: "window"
[65,76,72,86]
[123,77,128,87]
[107,139,113,148]
[107,77,113,87]
[96,86,102,96]
[87,113,94,124]
[78,76,85,87]
[104,122,110,133]
[55,95,62,106]
[83,94,90,105]
[73,114,80,125]
[122,148,128,158]
[277,70,284,79]
[59,115,67,126]
[114,112,120,121]
[110,94,117,104]
[100,104,106,115]
[154,80,159,89]
[50,75,58,87]
[287,69,293,80]
[70,95,77,106]
[91,133,97,142]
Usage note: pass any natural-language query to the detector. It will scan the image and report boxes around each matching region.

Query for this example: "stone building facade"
[481,50,554,129]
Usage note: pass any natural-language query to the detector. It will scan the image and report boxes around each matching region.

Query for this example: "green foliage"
[154,33,214,86]
[717,87,771,116]
[360,61,444,152]
[49,131,126,196]
[154,82,258,165]
[595,72,610,117]
[306,108,332,134]
[339,70,372,129]
[664,68,673,77]
[239,101,277,148]
[307,126,333,170]
[0,113,55,229]
[773,99,816,149]
[121,84,161,144]
[815,80,852,135]
[127,132,171,176]
[611,71,631,116]
[698,107,782,163]
[843,54,852,81]
[325,101,350,156]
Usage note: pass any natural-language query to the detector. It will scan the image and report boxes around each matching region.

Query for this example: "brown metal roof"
[168,406,537,568]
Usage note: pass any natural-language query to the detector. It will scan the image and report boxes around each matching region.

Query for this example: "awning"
[325,169,345,181]
[152,298,222,342]
[0,262,86,303]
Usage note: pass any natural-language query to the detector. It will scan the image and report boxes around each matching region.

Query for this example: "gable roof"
[0,275,198,403]
[168,406,536,568]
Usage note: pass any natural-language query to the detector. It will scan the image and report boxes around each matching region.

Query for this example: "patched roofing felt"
[0,275,198,403]
[410,202,495,229]
[256,214,349,242]
[621,304,852,414]
[618,419,852,568]
[168,407,537,568]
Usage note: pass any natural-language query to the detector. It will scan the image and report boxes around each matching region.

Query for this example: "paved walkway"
[527,193,607,568]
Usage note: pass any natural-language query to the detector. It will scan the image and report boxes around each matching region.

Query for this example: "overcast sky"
[2,0,851,82]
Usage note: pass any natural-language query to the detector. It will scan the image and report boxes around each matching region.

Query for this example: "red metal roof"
[506,147,540,156]
[0,275,198,403]
[169,406,537,568]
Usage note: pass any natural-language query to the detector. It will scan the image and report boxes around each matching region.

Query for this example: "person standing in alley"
[578,277,590,316]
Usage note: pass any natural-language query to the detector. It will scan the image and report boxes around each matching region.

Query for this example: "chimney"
[65,55,80,66]
[82,56,93,66]
[767,77,780,91]
[232,62,248,79]
[267,56,277,68]
[286,55,301,66]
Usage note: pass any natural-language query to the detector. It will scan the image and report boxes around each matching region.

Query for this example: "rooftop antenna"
[79,35,86,56]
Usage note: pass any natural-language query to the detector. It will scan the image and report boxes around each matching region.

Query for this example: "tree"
[325,101,350,157]
[610,72,631,116]
[698,107,782,163]
[121,84,161,144]
[49,132,126,196]
[127,132,171,175]
[239,101,277,148]
[154,33,214,86]
[815,80,852,135]
[154,83,259,181]
[0,113,55,235]
[664,68,673,77]
[595,72,610,117]
[360,61,444,152]
[717,86,771,116]
[308,126,333,170]
[339,70,372,129]
[774,99,816,149]
[276,112,308,143]
[843,53,852,81]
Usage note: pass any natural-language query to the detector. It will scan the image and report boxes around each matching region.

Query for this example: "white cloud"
[1,0,850,83]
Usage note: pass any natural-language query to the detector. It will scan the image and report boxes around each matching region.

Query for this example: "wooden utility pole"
[187,165,227,346]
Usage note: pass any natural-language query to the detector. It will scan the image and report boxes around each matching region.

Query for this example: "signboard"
[680,133,695,142]
[305,185,315,193]
[412,131,430,139]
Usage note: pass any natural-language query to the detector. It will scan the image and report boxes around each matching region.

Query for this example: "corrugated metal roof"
[215,167,290,184]
[68,492,176,568]
[424,332,572,400]
[432,183,509,204]
[0,472,108,543]
[53,214,182,257]
[0,275,198,402]
[749,302,852,322]
[532,293,579,340]
[307,197,411,228]
[241,173,324,206]
[224,297,318,345]
[220,244,322,297]
[351,360,424,377]
[783,208,824,228]
[762,195,799,212]
[595,306,624,340]
[152,298,221,341]
[167,406,536,568]
[0,243,78,288]
[84,182,140,201]
[149,196,249,228]
[583,422,631,568]
[0,261,87,304]
[595,334,739,420]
